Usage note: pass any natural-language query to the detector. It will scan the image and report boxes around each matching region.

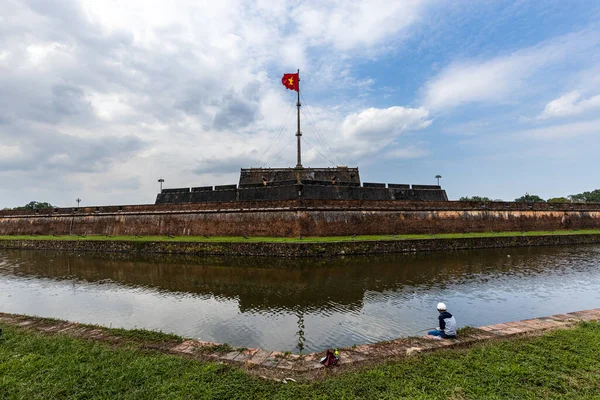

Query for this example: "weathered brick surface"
[260,355,281,368]
[247,350,272,365]
[338,351,368,364]
[548,314,576,321]
[275,359,296,370]
[1,199,599,237]
[233,349,259,362]
[171,340,197,354]
[221,351,241,361]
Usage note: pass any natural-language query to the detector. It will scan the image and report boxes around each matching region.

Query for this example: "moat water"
[1,245,599,352]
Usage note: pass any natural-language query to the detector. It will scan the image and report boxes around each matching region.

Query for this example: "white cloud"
[87,92,137,121]
[213,103,434,170]
[0,0,434,207]
[292,0,432,52]
[422,30,600,110]
[0,144,24,160]
[576,65,600,91]
[319,106,433,161]
[192,105,432,170]
[460,119,600,147]
[538,90,600,119]
[341,106,431,142]
[443,120,490,136]
[383,146,430,159]
[26,43,69,66]
[523,119,600,139]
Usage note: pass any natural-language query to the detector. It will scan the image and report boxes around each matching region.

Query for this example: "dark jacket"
[438,311,457,337]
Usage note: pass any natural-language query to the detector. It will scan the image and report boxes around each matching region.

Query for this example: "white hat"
[437,302,447,311]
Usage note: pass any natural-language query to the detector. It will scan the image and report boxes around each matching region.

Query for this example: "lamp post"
[435,175,442,186]
[158,178,164,192]
[76,198,81,208]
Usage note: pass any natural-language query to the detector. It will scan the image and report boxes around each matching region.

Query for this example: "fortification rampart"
[155,183,448,204]
[0,200,599,237]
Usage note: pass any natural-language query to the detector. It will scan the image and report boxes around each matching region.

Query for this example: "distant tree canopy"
[569,189,600,203]
[459,196,493,202]
[514,193,545,203]
[458,190,600,204]
[547,197,570,203]
[11,201,55,210]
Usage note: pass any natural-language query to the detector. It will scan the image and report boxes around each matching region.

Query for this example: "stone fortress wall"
[155,183,448,204]
[155,167,449,204]
[0,199,599,237]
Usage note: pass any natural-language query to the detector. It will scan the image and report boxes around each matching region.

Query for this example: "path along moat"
[1,245,599,353]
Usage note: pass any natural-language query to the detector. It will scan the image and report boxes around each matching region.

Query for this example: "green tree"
[587,190,600,202]
[13,201,55,210]
[459,196,493,202]
[547,197,570,203]
[569,189,600,203]
[515,193,545,203]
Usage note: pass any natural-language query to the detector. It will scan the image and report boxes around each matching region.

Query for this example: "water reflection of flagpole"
[295,310,305,354]
[67,256,76,292]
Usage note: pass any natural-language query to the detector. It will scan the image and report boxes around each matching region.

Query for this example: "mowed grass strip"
[1,322,600,399]
[1,229,599,244]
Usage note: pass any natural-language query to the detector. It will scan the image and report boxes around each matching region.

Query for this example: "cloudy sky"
[1,0,599,207]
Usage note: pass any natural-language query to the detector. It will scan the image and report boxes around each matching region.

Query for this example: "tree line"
[2,201,55,211]
[3,190,600,210]
[460,189,600,203]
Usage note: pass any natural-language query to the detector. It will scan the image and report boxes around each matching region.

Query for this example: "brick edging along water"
[1,309,598,375]
[0,233,599,257]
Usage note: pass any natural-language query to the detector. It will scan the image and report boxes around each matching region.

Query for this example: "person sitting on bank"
[427,302,457,339]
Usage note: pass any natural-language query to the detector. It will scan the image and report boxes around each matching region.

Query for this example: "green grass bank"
[1,321,600,399]
[2,229,600,243]
[1,230,600,257]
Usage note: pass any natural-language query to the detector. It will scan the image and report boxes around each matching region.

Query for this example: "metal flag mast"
[296,69,302,168]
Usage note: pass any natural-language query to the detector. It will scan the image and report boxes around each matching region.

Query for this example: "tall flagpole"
[296,69,302,168]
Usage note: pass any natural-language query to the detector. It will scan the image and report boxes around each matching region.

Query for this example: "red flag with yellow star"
[282,73,299,92]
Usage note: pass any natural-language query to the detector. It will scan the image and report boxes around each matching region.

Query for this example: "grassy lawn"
[1,322,600,399]
[0,229,599,244]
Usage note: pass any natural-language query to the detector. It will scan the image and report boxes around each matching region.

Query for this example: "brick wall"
[154,184,449,204]
[0,200,599,237]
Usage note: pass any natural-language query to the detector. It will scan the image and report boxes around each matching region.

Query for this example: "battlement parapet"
[155,183,448,204]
